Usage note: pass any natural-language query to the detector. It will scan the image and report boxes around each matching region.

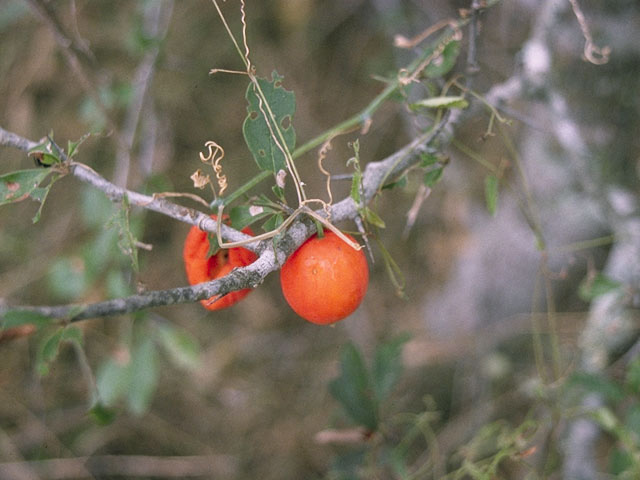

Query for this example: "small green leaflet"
[66,133,91,159]
[578,273,622,301]
[262,212,284,233]
[37,326,83,376]
[372,333,410,402]
[229,204,273,231]
[411,96,469,110]
[348,139,363,205]
[127,336,159,416]
[329,343,378,431]
[0,169,56,222]
[89,401,117,426]
[243,71,296,173]
[425,38,460,78]
[28,138,62,166]
[362,207,385,228]
[157,323,201,371]
[95,336,159,417]
[423,167,444,187]
[107,195,139,272]
[419,152,439,167]
[484,174,499,216]
[350,169,363,205]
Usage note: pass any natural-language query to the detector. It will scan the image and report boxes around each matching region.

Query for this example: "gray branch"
[0,117,447,323]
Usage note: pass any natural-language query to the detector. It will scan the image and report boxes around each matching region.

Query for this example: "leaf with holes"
[1,169,52,206]
[0,168,58,222]
[243,71,296,173]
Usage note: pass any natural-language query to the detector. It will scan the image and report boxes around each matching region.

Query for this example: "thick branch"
[0,115,449,322]
[0,126,255,250]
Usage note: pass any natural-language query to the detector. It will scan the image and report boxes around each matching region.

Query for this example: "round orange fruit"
[280,230,369,325]
[183,215,257,310]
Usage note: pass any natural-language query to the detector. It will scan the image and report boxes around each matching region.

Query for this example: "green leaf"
[425,38,460,78]
[1,310,49,330]
[83,228,118,276]
[578,273,622,302]
[37,328,64,376]
[411,96,468,110]
[243,71,296,173]
[484,174,499,216]
[81,186,115,229]
[375,237,407,299]
[28,138,61,166]
[262,212,284,233]
[348,140,363,204]
[36,326,84,376]
[372,334,410,402]
[127,336,159,416]
[105,269,133,299]
[0,169,52,207]
[592,406,618,432]
[419,152,439,167]
[271,185,286,202]
[609,447,634,476]
[362,207,386,229]
[423,167,444,187]
[30,184,55,223]
[206,231,220,258]
[107,195,139,272]
[381,175,408,190]
[89,401,117,426]
[229,204,273,231]
[328,343,378,431]
[67,133,91,159]
[625,358,640,394]
[47,256,89,301]
[567,372,625,403]
[350,169,363,205]
[624,404,640,437]
[62,325,83,346]
[96,357,130,407]
[157,324,200,370]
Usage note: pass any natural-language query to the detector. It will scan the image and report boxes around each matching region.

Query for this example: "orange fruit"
[280,230,369,325]
[183,215,257,310]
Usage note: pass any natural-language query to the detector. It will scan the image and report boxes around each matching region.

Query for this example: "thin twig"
[25,0,125,151]
[114,0,174,188]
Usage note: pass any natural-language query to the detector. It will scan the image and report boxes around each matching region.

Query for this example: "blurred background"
[1,0,639,478]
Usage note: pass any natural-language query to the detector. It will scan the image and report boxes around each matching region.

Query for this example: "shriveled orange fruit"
[280,230,369,325]
[183,215,257,310]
